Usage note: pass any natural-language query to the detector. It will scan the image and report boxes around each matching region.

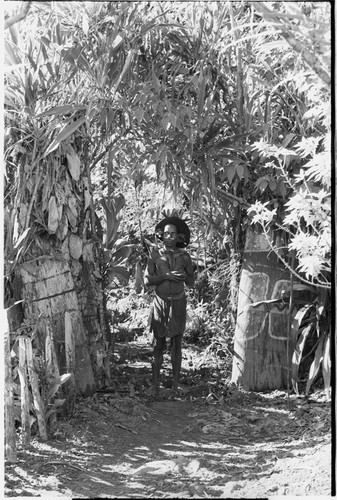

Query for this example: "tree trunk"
[19,258,96,396]
[231,227,296,391]
[4,312,17,462]
[18,337,31,446]
[7,135,110,401]
[25,336,48,440]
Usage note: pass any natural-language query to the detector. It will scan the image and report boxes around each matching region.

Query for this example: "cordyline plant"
[247,111,331,399]
[242,1,331,398]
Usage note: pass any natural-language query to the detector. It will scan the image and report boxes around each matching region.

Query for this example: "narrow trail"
[5,339,332,498]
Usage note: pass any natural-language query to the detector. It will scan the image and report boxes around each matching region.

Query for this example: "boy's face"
[163,224,178,248]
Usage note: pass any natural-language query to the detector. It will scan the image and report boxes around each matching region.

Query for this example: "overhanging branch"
[5,1,32,29]
[216,187,249,208]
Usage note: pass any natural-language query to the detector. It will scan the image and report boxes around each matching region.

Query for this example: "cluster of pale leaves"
[249,134,331,285]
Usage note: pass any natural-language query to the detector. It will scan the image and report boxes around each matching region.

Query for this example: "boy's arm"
[144,256,168,286]
[144,254,187,286]
[184,253,195,288]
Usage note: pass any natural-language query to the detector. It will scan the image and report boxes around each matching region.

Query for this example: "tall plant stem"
[287,251,295,410]
[24,153,44,231]
[227,1,244,134]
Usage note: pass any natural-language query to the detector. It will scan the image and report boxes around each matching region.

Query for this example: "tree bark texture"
[19,258,96,396]
[4,323,17,462]
[25,337,48,441]
[8,137,109,398]
[231,228,297,391]
[18,337,31,446]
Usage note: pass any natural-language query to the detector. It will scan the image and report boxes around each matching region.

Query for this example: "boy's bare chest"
[154,251,185,273]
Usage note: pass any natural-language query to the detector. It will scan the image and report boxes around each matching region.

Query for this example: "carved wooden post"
[231,227,296,391]
[4,325,17,462]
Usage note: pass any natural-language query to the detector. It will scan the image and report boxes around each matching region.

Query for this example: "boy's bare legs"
[151,337,166,396]
[171,335,182,391]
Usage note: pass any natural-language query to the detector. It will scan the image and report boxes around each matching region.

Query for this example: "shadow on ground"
[5,338,332,498]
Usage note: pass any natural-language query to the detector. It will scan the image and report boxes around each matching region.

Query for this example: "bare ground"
[5,339,332,499]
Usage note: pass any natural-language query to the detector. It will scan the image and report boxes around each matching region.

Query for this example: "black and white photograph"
[3,1,332,498]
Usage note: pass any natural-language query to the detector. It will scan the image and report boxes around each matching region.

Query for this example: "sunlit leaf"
[111,245,134,265]
[37,105,86,118]
[322,332,331,398]
[291,323,314,394]
[305,334,324,396]
[109,266,130,286]
[13,227,30,250]
[44,117,86,157]
[45,373,72,402]
[235,164,244,179]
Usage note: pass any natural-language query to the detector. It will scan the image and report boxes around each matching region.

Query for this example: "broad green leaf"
[169,112,177,128]
[109,266,130,285]
[13,227,30,250]
[114,194,126,214]
[66,145,81,181]
[53,398,66,407]
[227,165,235,184]
[45,408,56,421]
[268,178,277,191]
[160,148,167,167]
[322,332,331,398]
[235,164,244,180]
[5,40,21,66]
[37,105,86,118]
[45,373,72,402]
[255,177,268,193]
[256,40,288,54]
[101,193,125,249]
[161,115,170,130]
[111,245,133,265]
[305,333,324,396]
[134,261,144,294]
[197,69,206,122]
[134,107,144,123]
[44,117,86,157]
[112,49,136,95]
[291,323,314,394]
[290,304,315,345]
[48,196,59,233]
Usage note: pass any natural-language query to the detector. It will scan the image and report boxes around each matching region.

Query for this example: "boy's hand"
[167,271,186,282]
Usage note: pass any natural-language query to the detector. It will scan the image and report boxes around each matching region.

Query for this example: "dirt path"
[5,391,331,498]
[5,341,332,498]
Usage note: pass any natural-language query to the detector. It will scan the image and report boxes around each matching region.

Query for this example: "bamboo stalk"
[25,337,48,441]
[4,329,17,462]
[64,311,75,374]
[287,251,295,410]
[18,336,31,447]
[5,1,32,29]
[45,321,60,380]
[64,312,76,398]
[45,321,60,426]
[251,1,330,86]
[227,1,244,135]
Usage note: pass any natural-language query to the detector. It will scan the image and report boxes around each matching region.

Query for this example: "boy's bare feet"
[146,385,160,399]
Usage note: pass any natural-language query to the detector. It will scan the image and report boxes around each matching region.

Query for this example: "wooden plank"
[45,320,60,380]
[18,337,31,447]
[21,273,75,300]
[65,311,75,373]
[4,327,17,462]
[25,337,48,441]
[65,311,96,395]
[20,258,70,281]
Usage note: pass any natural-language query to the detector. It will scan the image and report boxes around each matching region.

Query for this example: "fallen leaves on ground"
[5,337,332,498]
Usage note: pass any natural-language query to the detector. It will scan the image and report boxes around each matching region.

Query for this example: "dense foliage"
[4,1,331,418]
[5,0,331,283]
